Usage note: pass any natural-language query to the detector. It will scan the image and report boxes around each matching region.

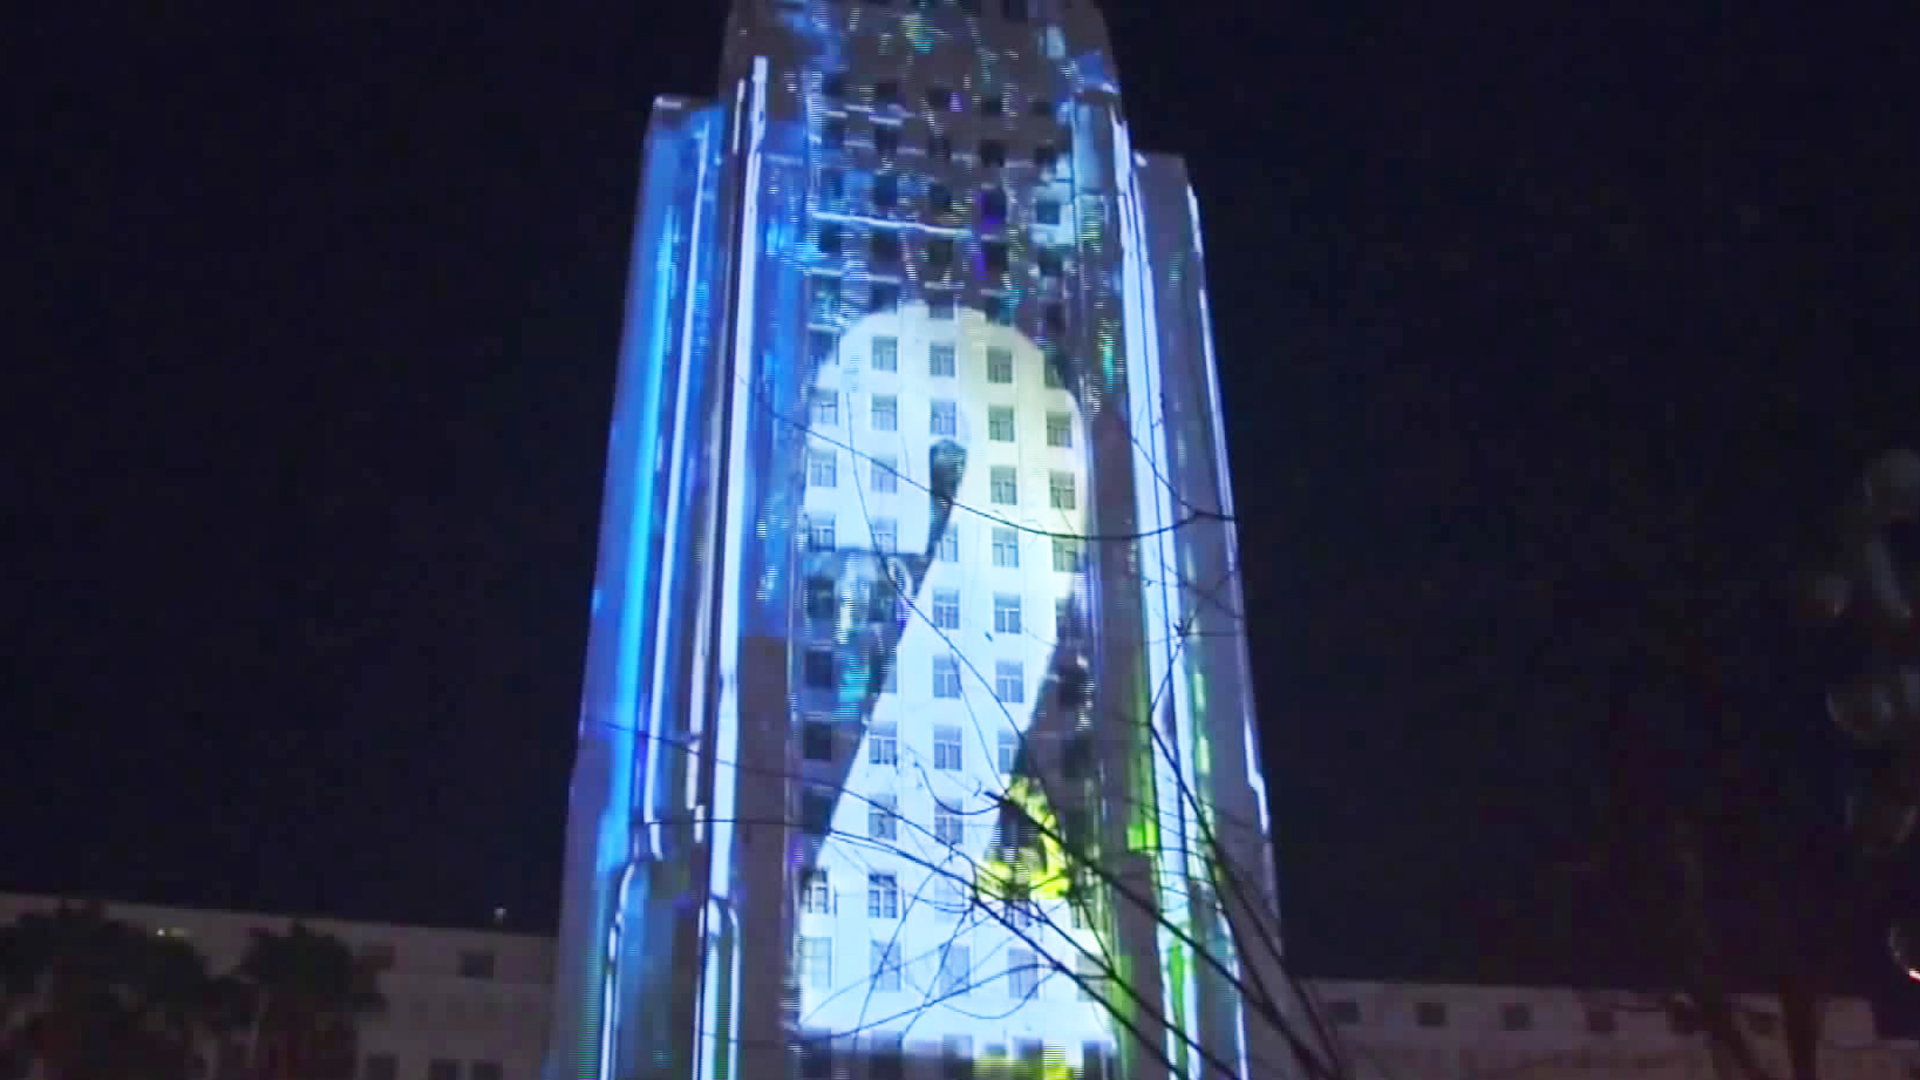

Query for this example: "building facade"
[547,1,1273,1079]
[0,892,554,1080]
[1311,979,1917,1080]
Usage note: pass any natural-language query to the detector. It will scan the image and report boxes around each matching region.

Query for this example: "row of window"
[1326,998,1650,1035]
[800,649,1027,702]
[810,451,1078,511]
[797,933,1099,1006]
[821,117,1065,173]
[804,717,1073,775]
[362,1057,502,1080]
[813,330,1070,381]
[822,73,1059,122]
[353,944,496,980]
[813,395,1074,449]
[799,516,1084,571]
[806,281,1072,341]
[817,170,1064,227]
[804,579,1076,638]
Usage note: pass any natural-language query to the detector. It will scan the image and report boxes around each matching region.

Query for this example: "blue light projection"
[545,4,1276,1080]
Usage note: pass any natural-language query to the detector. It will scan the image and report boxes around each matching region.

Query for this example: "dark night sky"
[10,0,1920,1014]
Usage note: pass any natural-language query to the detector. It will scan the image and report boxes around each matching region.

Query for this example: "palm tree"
[0,902,238,1080]
[235,924,384,1080]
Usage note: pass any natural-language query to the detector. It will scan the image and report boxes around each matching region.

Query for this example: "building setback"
[546,1,1274,1078]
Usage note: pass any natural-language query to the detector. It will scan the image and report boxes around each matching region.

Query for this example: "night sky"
[12,0,1919,1018]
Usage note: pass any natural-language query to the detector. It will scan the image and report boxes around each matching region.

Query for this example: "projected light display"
[546,3,1275,1079]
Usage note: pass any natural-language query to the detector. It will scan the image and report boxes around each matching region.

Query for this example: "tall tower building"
[548,2,1277,1078]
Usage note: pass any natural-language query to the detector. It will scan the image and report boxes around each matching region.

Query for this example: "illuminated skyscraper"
[547,2,1276,1078]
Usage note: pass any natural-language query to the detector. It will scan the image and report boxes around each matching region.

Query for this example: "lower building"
[0,892,553,1080]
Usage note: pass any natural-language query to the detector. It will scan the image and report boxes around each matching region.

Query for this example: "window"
[823,119,846,149]
[1043,355,1066,387]
[1035,143,1058,170]
[1076,954,1107,1002]
[870,281,899,312]
[988,405,1015,442]
[997,730,1019,772]
[1049,470,1076,510]
[986,347,1013,383]
[428,1061,459,1080]
[1044,412,1072,448]
[930,399,957,436]
[995,661,1024,703]
[874,125,899,156]
[810,389,838,427]
[1415,1001,1447,1028]
[989,466,1017,505]
[869,721,898,765]
[800,935,832,989]
[869,795,899,841]
[983,294,1012,325]
[1035,198,1061,225]
[1002,0,1029,20]
[979,93,1003,117]
[871,231,900,265]
[457,950,495,979]
[810,330,837,368]
[1501,1003,1533,1031]
[363,1055,398,1080]
[805,575,835,618]
[983,242,1009,275]
[935,806,964,845]
[1007,948,1039,999]
[470,1063,502,1080]
[929,133,953,162]
[873,172,899,209]
[927,237,954,271]
[803,718,833,761]
[805,647,835,689]
[1005,895,1036,928]
[1044,303,1066,334]
[928,181,952,212]
[937,525,958,562]
[932,588,961,629]
[993,594,1021,634]
[871,454,897,493]
[1081,1044,1111,1080]
[933,655,962,698]
[807,449,837,487]
[802,870,831,913]
[871,394,898,432]
[930,342,956,377]
[940,944,971,997]
[862,336,896,374]
[927,86,954,110]
[938,877,971,916]
[1587,1008,1617,1035]
[1052,537,1082,573]
[823,72,846,99]
[928,292,955,320]
[1054,598,1077,641]
[821,168,844,199]
[871,941,903,990]
[819,223,843,256]
[812,276,841,318]
[934,725,963,770]
[992,527,1019,567]
[874,79,901,106]
[1036,247,1062,277]
[980,188,1008,224]
[1029,97,1053,118]
[1327,1000,1361,1026]
[802,786,834,834]
[1669,1008,1700,1036]
[808,514,836,551]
